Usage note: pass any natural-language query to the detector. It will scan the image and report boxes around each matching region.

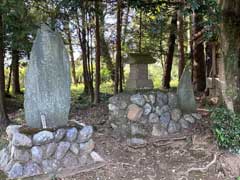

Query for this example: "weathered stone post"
[125,53,156,90]
[177,67,196,113]
[24,24,71,128]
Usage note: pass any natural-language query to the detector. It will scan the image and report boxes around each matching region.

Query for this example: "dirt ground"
[62,104,234,180]
[1,97,239,180]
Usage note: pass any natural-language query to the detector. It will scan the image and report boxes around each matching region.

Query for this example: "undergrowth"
[211,107,240,153]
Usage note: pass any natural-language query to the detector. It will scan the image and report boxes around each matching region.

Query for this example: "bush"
[211,108,240,152]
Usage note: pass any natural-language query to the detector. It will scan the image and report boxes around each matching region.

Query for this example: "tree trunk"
[66,22,77,85]
[11,49,21,95]
[121,6,130,84]
[77,9,94,101]
[162,12,177,89]
[177,10,185,80]
[114,0,122,94]
[7,66,12,94]
[218,0,240,112]
[99,4,115,81]
[94,0,101,104]
[192,11,206,92]
[0,14,9,127]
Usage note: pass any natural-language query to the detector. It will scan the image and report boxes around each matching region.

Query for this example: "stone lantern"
[125,53,156,90]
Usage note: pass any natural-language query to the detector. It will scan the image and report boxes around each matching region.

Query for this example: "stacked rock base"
[0,124,103,179]
[109,91,202,144]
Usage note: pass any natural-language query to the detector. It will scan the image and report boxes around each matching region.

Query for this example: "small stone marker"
[24,24,71,128]
[177,67,196,113]
[125,53,156,90]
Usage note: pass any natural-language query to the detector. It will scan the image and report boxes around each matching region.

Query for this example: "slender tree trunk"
[0,14,9,127]
[162,12,177,89]
[94,0,101,104]
[192,11,206,92]
[11,49,21,94]
[7,66,12,94]
[77,10,94,101]
[177,10,185,80]
[139,10,142,53]
[66,22,77,85]
[121,6,130,84]
[114,0,122,94]
[99,3,115,81]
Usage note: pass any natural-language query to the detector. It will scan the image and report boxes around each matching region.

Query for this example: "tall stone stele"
[125,53,156,90]
[177,67,196,113]
[24,24,71,128]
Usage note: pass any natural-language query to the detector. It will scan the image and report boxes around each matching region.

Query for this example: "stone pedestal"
[126,64,153,90]
[0,123,104,179]
[125,53,156,90]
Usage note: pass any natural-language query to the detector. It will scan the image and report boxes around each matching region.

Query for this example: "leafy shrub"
[211,108,240,152]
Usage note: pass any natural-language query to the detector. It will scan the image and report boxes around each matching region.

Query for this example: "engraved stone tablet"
[24,24,71,128]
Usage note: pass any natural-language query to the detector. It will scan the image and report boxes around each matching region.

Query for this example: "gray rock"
[55,141,70,160]
[168,92,178,109]
[8,162,23,179]
[149,94,156,104]
[23,162,42,177]
[156,91,168,107]
[171,108,182,121]
[66,127,78,142]
[46,142,57,158]
[130,94,145,106]
[143,103,152,115]
[192,113,202,120]
[6,125,21,140]
[184,114,195,123]
[179,118,190,129]
[143,94,150,103]
[24,24,71,128]
[131,124,146,136]
[55,128,66,142]
[156,105,170,116]
[127,138,147,145]
[62,152,79,168]
[70,143,79,155]
[109,94,129,110]
[77,126,93,143]
[0,148,9,170]
[108,104,119,113]
[42,159,59,173]
[127,104,143,121]
[33,131,54,145]
[31,146,43,163]
[168,121,180,134]
[148,113,159,123]
[152,124,168,137]
[90,151,104,162]
[78,155,90,166]
[79,139,95,154]
[159,112,171,128]
[5,159,14,172]
[177,67,196,113]
[13,148,30,162]
[12,133,32,147]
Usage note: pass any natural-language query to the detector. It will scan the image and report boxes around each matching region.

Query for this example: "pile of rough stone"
[109,91,202,144]
[0,124,103,179]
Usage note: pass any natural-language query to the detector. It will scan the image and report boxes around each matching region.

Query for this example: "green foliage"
[211,108,240,152]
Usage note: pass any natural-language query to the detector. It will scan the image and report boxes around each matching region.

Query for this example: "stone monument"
[24,24,71,128]
[125,53,156,90]
[0,25,104,179]
[177,67,197,113]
